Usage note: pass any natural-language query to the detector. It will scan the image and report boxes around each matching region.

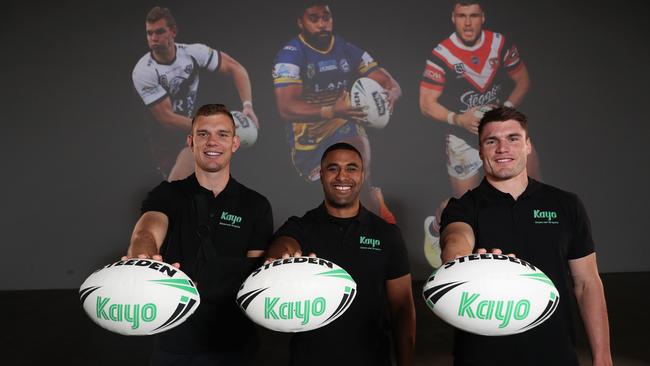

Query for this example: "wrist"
[447,111,457,125]
[320,105,334,119]
[243,100,253,109]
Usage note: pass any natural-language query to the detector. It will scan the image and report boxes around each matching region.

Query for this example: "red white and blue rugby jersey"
[421,30,523,113]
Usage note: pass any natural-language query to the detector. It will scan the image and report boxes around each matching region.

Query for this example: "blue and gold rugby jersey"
[273,34,379,160]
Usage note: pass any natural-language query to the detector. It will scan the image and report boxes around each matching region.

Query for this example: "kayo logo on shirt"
[533,209,559,224]
[219,211,242,228]
[359,236,381,251]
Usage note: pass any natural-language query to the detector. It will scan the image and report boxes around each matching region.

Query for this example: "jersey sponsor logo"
[307,63,316,79]
[313,80,348,93]
[140,85,160,98]
[454,63,466,74]
[273,63,300,81]
[318,59,338,72]
[459,84,501,112]
[219,211,243,228]
[359,235,381,251]
[423,68,443,81]
[360,52,375,70]
[533,209,559,224]
[283,45,298,52]
[339,58,350,73]
[184,63,193,74]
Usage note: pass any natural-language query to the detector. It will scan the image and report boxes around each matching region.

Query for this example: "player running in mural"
[273,3,402,223]
[419,0,540,267]
[133,6,258,181]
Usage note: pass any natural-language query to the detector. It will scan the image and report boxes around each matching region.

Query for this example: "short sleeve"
[274,216,305,244]
[500,35,524,76]
[345,41,378,76]
[421,51,446,91]
[247,198,274,252]
[185,43,220,72]
[132,60,167,106]
[440,196,476,233]
[141,181,174,216]
[386,225,410,280]
[273,43,303,88]
[567,195,596,259]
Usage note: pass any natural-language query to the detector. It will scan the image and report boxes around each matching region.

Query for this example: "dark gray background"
[2,0,648,290]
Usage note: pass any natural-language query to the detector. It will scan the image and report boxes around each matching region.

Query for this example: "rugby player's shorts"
[446,134,482,179]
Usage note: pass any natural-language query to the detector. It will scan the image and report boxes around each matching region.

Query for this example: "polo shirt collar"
[477,176,541,201]
[316,202,371,225]
[186,173,240,197]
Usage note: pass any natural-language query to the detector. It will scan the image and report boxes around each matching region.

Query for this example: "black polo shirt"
[141,174,274,354]
[275,203,410,366]
[440,178,595,366]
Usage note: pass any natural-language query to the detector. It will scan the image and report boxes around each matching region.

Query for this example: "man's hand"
[121,254,180,269]
[474,248,516,258]
[332,91,367,122]
[455,107,482,134]
[242,103,260,129]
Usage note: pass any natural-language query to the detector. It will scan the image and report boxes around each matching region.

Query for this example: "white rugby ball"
[231,110,258,148]
[350,77,390,129]
[237,256,357,333]
[79,259,200,336]
[422,253,559,336]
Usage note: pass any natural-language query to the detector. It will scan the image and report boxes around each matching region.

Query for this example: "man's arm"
[218,51,259,127]
[367,67,401,112]
[505,64,531,107]
[125,211,171,263]
[148,97,193,130]
[440,221,475,263]
[274,85,365,122]
[419,86,481,135]
[386,273,416,366]
[569,253,612,366]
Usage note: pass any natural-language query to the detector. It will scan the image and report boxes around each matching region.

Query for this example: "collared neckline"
[187,173,239,197]
[316,202,371,225]
[477,176,541,201]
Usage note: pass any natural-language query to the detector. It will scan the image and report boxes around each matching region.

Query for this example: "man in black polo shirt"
[266,142,416,366]
[124,104,273,365]
[440,107,612,366]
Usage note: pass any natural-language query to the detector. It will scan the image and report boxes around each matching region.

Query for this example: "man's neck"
[195,168,230,197]
[324,201,360,219]
[152,43,176,64]
[486,172,528,200]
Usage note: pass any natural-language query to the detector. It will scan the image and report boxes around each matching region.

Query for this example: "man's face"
[187,113,240,174]
[146,19,176,53]
[320,149,364,209]
[298,5,333,48]
[451,4,485,46]
[479,119,531,182]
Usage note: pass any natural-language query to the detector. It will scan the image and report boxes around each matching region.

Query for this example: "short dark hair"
[146,6,177,30]
[478,107,528,139]
[452,1,484,11]
[320,142,363,165]
[298,2,331,18]
[191,104,236,131]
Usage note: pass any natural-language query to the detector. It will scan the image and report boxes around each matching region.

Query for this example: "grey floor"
[2,273,648,365]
